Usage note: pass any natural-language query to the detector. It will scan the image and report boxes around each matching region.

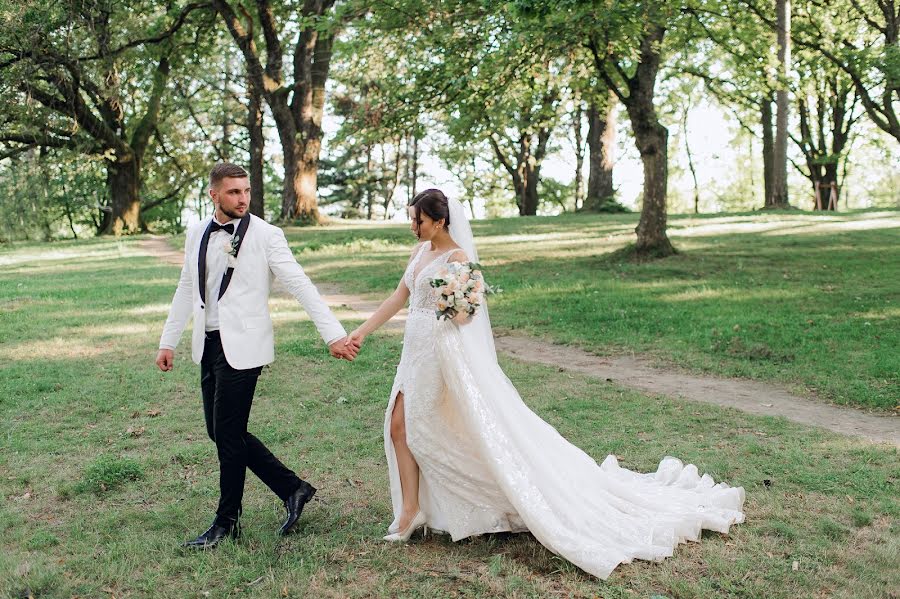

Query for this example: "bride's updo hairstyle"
[409,188,451,235]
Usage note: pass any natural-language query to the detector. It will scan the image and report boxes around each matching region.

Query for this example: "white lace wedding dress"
[383,217,745,580]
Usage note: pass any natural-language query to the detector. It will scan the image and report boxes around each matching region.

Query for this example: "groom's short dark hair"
[209,163,249,188]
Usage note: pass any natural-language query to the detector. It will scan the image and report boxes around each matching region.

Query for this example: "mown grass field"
[0,212,897,598]
[289,210,900,410]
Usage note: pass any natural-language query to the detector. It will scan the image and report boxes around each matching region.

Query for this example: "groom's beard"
[220,206,246,220]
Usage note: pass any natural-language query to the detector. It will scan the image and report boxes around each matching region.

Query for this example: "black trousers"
[200,331,301,525]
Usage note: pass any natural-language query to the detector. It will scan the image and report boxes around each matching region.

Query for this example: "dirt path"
[140,236,899,447]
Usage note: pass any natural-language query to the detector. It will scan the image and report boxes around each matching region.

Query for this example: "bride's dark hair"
[409,189,450,233]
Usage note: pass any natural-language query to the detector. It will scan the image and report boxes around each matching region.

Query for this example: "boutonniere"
[222,234,240,268]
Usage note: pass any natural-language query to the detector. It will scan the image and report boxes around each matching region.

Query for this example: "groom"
[155,162,359,549]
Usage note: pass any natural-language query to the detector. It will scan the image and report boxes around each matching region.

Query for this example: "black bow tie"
[210,222,235,235]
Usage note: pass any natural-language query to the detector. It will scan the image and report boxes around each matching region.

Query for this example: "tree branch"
[78,3,213,61]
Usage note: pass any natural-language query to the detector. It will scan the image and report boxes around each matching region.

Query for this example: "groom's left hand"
[329,337,360,361]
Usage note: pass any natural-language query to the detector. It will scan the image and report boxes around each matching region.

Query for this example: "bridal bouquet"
[430,262,500,321]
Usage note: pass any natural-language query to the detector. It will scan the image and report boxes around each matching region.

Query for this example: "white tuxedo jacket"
[159,214,346,369]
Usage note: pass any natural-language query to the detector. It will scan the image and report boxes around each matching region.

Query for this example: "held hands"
[345,328,366,351]
[155,349,174,372]
[330,336,361,361]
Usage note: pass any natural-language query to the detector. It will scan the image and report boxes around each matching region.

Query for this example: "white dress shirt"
[205,217,240,332]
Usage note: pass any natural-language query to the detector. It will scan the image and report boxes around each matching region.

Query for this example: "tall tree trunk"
[411,133,418,198]
[101,154,141,235]
[286,29,334,224]
[591,22,673,255]
[365,143,374,220]
[515,131,549,217]
[820,163,839,210]
[247,77,265,218]
[682,105,700,214]
[131,53,171,235]
[572,100,585,210]
[761,97,776,207]
[521,161,540,216]
[222,63,231,161]
[293,137,322,224]
[627,99,672,256]
[276,122,298,220]
[772,0,791,208]
[383,138,403,219]
[406,131,419,203]
[583,94,616,211]
[510,171,526,214]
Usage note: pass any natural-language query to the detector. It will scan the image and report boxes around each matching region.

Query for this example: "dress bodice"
[404,242,461,313]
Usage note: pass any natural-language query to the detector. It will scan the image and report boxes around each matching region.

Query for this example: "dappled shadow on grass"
[484,223,899,408]
[3,328,898,597]
[2,219,899,598]
[297,217,899,409]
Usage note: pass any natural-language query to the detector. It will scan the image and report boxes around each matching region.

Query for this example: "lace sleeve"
[447,249,469,264]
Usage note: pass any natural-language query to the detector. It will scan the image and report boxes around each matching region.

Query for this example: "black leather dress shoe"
[279,481,317,536]
[181,519,240,549]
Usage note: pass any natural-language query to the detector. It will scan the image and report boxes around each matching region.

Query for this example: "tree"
[742,0,898,145]
[569,94,586,209]
[352,1,565,216]
[680,1,790,208]
[479,67,560,216]
[0,1,211,234]
[436,138,510,217]
[791,52,861,209]
[792,0,900,144]
[516,0,714,254]
[586,7,675,255]
[688,1,866,210]
[213,0,347,224]
[321,38,420,220]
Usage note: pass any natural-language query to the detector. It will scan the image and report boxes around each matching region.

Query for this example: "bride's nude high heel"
[383,511,427,542]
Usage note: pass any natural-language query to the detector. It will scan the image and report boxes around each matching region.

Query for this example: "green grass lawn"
[0,222,897,598]
[287,210,900,410]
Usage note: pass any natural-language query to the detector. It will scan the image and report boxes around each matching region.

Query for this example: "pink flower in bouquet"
[460,272,470,284]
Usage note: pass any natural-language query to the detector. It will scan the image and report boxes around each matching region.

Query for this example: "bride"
[346,189,744,579]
